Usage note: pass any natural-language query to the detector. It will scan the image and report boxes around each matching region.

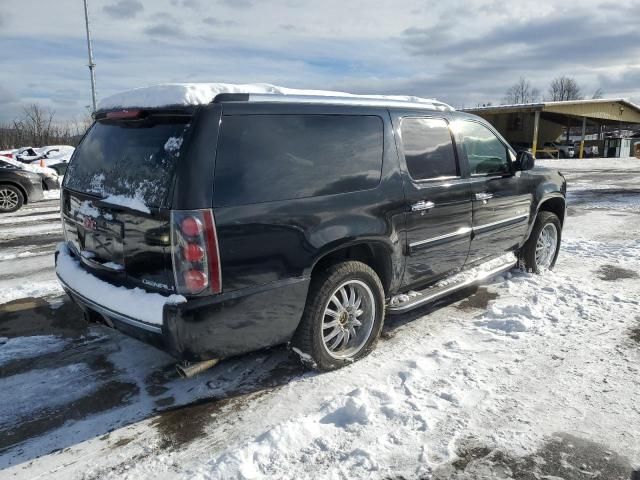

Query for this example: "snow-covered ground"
[1,158,639,479]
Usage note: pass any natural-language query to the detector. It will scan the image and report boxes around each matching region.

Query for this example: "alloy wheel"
[535,223,558,269]
[0,188,19,211]
[321,279,376,359]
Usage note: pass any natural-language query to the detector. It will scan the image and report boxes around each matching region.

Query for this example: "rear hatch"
[61,110,193,295]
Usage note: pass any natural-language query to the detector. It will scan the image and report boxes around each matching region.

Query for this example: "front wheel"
[291,261,385,371]
[520,211,561,273]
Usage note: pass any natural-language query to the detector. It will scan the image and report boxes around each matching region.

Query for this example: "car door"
[396,116,473,288]
[454,119,532,264]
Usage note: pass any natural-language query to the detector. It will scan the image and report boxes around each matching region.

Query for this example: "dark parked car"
[0,166,44,212]
[0,156,59,190]
[55,91,566,373]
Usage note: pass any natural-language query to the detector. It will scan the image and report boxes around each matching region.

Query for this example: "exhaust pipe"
[176,358,220,378]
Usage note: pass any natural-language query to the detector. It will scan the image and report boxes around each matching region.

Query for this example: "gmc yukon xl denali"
[56,84,566,373]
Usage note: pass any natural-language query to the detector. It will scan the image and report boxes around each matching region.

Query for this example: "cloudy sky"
[1,0,639,121]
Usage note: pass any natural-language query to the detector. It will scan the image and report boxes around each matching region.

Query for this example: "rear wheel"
[0,184,24,213]
[521,211,561,273]
[291,261,385,371]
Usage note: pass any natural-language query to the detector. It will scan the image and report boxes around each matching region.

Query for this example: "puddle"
[150,354,303,450]
[435,433,632,479]
[597,264,639,281]
[145,365,178,397]
[151,390,270,450]
[454,287,499,311]
[0,296,87,340]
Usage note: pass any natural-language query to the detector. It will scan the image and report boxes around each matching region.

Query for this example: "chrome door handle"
[411,200,435,212]
[475,192,493,201]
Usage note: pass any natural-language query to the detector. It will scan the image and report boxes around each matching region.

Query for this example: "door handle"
[411,200,435,212]
[475,192,493,201]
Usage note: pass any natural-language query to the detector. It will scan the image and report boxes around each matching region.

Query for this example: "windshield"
[64,117,190,209]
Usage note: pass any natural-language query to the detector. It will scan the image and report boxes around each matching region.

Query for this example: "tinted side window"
[400,118,457,180]
[457,121,509,175]
[214,114,383,205]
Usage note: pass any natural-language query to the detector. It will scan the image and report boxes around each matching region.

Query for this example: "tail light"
[171,209,222,295]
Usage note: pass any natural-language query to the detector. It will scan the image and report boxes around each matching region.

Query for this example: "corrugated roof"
[464,98,640,123]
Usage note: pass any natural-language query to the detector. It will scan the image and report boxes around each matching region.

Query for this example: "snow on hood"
[98,83,452,111]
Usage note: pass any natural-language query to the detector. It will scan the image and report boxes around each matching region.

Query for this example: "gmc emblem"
[83,216,97,231]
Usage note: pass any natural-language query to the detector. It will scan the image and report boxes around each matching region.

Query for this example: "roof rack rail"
[211,93,454,111]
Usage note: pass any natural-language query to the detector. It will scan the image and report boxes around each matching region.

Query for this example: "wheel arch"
[309,240,394,296]
[523,193,566,243]
[537,195,566,226]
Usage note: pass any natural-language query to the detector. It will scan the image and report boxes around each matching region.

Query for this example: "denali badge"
[83,216,97,231]
[142,279,174,291]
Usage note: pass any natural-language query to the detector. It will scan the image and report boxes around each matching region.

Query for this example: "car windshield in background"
[64,118,190,209]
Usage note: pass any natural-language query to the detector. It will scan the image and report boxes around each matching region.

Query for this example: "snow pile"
[55,243,185,325]
[0,281,63,305]
[98,83,453,111]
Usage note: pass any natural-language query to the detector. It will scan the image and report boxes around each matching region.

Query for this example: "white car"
[544,142,575,158]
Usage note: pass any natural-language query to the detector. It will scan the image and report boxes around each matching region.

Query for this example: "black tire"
[291,261,385,371]
[520,211,561,273]
[0,184,24,213]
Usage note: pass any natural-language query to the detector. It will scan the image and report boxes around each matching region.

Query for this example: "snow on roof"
[97,83,454,111]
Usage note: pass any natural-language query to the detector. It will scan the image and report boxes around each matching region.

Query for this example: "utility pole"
[83,0,97,112]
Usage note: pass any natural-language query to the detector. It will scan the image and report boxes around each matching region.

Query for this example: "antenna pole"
[83,0,97,112]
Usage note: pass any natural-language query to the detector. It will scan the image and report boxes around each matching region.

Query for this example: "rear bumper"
[55,245,309,361]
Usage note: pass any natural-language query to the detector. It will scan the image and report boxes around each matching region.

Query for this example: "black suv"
[56,90,566,372]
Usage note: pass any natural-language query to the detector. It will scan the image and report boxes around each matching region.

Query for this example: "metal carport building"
[463,99,640,158]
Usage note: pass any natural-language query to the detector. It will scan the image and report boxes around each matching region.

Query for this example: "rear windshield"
[64,117,190,208]
[214,114,383,205]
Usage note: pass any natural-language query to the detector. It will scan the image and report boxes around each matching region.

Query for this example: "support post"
[532,110,540,157]
[579,117,587,159]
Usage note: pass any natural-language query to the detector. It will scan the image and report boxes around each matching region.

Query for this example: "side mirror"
[515,151,535,171]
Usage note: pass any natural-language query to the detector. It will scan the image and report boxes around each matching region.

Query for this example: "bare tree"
[503,77,540,105]
[548,76,583,101]
[0,104,92,150]
[592,88,604,99]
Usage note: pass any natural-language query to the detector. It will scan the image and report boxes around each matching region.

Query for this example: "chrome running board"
[387,257,517,314]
